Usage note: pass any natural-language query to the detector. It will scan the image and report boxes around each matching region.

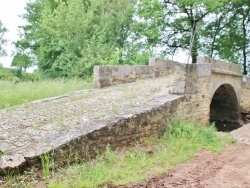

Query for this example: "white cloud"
[0,0,28,67]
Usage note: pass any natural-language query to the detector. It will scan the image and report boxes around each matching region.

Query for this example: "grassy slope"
[0,79,92,109]
[0,67,92,109]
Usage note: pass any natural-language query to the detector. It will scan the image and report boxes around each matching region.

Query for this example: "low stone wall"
[2,56,246,175]
[93,66,155,88]
[93,59,177,88]
[94,56,240,89]
[93,57,217,125]
[47,58,250,171]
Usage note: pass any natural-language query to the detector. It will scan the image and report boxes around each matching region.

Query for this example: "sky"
[0,0,28,67]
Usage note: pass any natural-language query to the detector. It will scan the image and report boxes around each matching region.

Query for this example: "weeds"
[41,152,53,180]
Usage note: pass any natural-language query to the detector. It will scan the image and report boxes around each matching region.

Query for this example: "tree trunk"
[190,21,198,64]
[242,15,247,75]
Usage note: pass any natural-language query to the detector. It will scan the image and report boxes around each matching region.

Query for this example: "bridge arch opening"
[210,84,241,132]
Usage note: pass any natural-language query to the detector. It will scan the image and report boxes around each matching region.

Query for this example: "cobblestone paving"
[0,75,179,171]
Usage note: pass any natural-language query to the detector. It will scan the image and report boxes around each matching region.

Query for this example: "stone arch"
[210,84,241,131]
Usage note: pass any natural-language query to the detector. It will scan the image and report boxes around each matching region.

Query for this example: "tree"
[134,0,225,63]
[201,0,250,75]
[162,0,231,63]
[0,20,7,57]
[136,0,250,73]
[120,0,167,64]
[231,0,250,75]
[18,0,137,78]
[11,53,33,72]
[19,0,249,75]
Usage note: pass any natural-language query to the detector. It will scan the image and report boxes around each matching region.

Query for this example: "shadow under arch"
[210,84,241,132]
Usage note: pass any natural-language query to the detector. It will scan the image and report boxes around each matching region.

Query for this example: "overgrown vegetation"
[1,119,235,188]
[0,78,92,109]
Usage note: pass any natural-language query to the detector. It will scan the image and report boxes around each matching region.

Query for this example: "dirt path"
[109,141,250,188]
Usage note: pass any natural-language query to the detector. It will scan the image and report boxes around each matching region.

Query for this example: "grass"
[1,118,235,188]
[0,78,92,109]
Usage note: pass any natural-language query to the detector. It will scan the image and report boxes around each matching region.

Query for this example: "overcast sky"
[0,0,28,67]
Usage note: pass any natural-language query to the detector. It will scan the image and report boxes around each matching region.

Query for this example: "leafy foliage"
[16,0,250,76]
[201,0,250,74]
[136,0,249,72]
[18,0,138,78]
[11,53,33,72]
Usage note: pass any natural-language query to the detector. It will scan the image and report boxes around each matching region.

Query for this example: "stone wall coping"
[95,65,153,67]
[212,68,243,77]
[197,56,242,75]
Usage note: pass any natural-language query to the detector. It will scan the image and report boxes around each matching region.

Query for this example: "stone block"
[196,64,211,77]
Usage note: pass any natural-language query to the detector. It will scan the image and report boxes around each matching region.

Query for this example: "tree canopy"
[135,0,249,74]
[18,0,138,78]
[16,0,250,77]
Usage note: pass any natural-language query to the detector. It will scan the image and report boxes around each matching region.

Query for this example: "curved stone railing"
[197,56,242,75]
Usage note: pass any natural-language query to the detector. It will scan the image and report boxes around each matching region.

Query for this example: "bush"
[0,67,38,81]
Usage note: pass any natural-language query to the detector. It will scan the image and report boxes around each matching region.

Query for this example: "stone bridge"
[94,56,249,131]
[0,56,250,174]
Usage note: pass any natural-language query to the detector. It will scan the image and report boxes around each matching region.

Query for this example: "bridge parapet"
[93,65,155,88]
[93,58,177,88]
[94,56,243,89]
[197,56,242,76]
